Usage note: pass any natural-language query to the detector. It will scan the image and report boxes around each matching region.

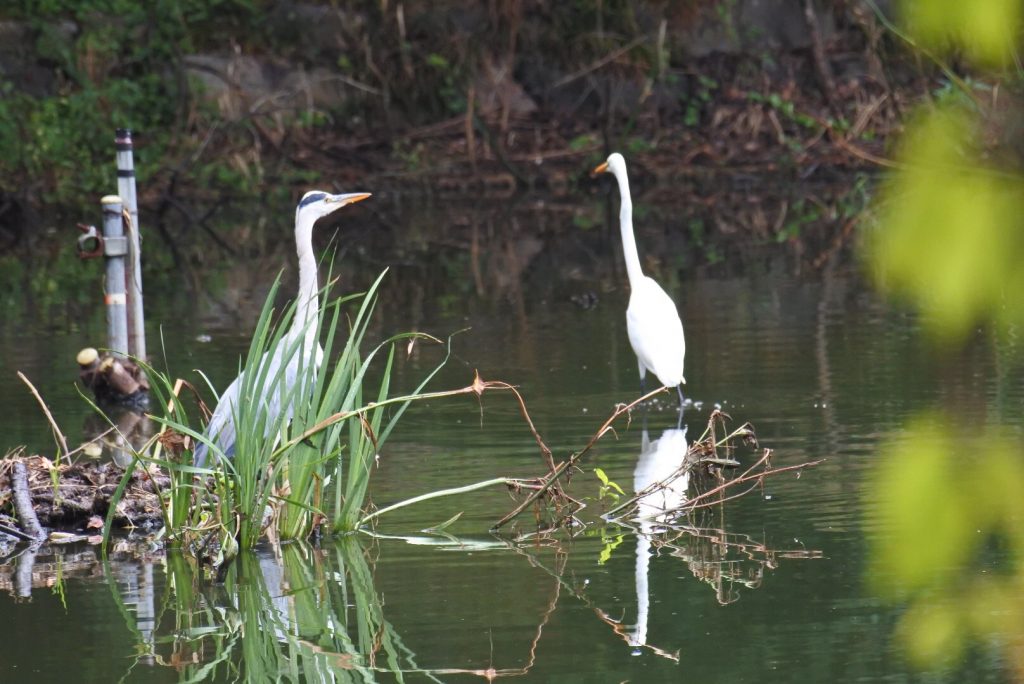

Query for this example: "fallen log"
[12,461,45,541]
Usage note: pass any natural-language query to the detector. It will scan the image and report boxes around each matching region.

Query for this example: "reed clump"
[101,271,448,560]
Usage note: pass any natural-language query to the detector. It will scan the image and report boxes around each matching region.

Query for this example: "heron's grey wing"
[194,371,243,466]
[193,343,323,466]
[273,342,324,427]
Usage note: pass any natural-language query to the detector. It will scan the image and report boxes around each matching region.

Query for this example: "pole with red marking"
[101,195,129,357]
[115,128,146,361]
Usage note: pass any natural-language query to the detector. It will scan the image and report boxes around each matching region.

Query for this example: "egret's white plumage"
[594,153,686,395]
[194,190,371,465]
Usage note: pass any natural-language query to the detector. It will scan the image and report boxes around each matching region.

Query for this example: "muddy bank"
[0,1,919,224]
[0,455,163,533]
[165,3,907,199]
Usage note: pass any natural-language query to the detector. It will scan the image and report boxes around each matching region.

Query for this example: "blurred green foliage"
[867,416,1024,668]
[868,107,1024,341]
[903,0,1021,66]
[866,0,1024,676]
[0,0,267,210]
[0,0,667,213]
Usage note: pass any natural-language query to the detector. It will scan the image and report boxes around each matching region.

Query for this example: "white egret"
[594,153,686,405]
[193,190,371,465]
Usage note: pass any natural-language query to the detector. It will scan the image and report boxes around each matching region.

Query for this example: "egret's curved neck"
[292,210,319,343]
[614,169,644,288]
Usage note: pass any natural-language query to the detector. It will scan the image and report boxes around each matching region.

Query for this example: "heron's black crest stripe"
[298,192,328,209]
[115,142,133,151]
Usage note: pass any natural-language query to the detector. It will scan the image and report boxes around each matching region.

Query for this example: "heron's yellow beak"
[328,192,372,206]
[591,161,609,177]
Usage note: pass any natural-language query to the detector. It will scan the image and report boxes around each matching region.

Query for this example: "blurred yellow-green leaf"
[898,598,963,668]
[867,106,1024,342]
[868,416,1024,592]
[902,0,1021,66]
[867,414,1024,668]
[868,2,1024,676]
[866,416,972,596]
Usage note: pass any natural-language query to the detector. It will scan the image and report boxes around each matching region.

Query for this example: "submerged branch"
[606,411,823,523]
[491,387,668,530]
[357,477,517,527]
[679,454,824,514]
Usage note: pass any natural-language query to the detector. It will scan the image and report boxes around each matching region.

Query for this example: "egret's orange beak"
[591,161,609,177]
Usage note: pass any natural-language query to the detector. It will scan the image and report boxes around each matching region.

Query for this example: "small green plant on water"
[598,527,626,565]
[392,139,425,172]
[52,556,67,611]
[686,218,724,265]
[594,467,625,504]
[705,245,724,265]
[425,52,466,115]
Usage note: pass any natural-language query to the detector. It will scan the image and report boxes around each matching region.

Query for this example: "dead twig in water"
[280,370,551,460]
[491,387,669,531]
[605,411,823,522]
[505,537,682,661]
[338,371,562,528]
[677,451,824,514]
[17,372,69,464]
[0,520,35,542]
[357,477,519,528]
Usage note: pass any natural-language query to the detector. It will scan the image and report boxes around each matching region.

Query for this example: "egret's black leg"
[676,385,685,428]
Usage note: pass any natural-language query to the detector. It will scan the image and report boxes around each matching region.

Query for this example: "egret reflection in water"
[631,424,690,650]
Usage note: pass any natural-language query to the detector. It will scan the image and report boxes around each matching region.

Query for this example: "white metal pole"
[101,195,129,357]
[115,128,146,361]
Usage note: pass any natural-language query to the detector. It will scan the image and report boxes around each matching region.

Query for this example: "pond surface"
[0,192,1020,682]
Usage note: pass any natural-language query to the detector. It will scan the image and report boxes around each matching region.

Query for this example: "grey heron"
[193,190,371,466]
[593,153,686,405]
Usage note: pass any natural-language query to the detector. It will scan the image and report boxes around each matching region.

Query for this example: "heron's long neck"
[616,172,644,288]
[292,214,319,348]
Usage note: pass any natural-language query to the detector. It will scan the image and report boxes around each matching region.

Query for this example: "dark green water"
[0,196,1020,682]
